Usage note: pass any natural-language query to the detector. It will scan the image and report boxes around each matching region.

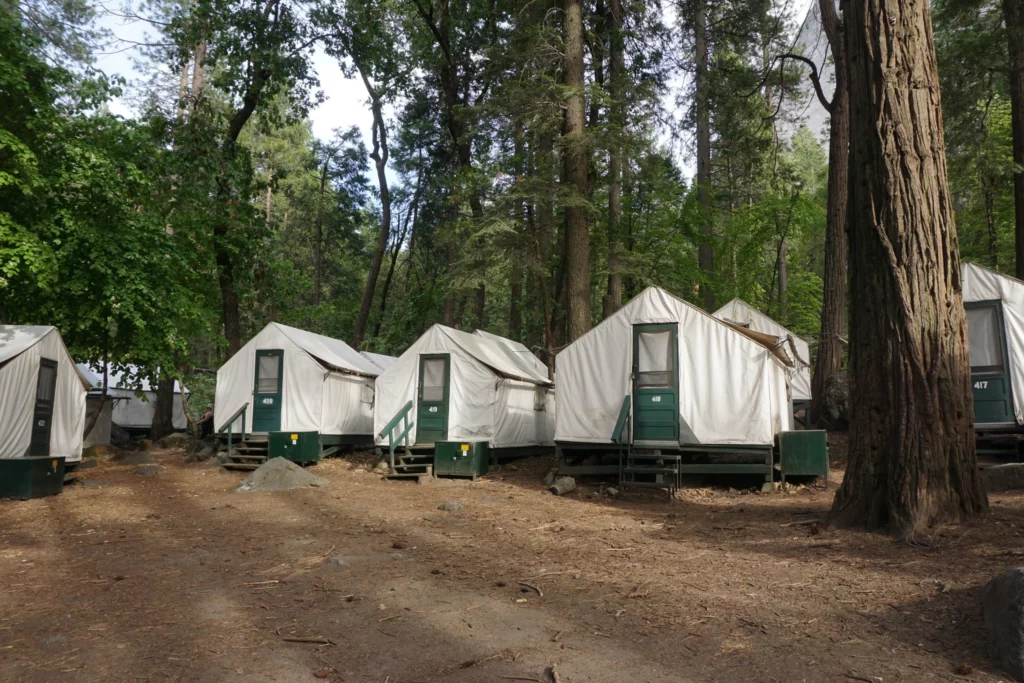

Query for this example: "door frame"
[416,353,451,444]
[252,349,284,432]
[29,358,59,457]
[965,299,1015,424]
[631,323,680,443]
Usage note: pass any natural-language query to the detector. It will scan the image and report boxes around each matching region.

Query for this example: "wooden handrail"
[379,401,415,472]
[218,402,249,456]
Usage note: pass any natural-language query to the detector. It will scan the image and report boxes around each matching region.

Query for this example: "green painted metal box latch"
[779,430,828,488]
[268,431,320,464]
[434,441,489,479]
[0,456,66,500]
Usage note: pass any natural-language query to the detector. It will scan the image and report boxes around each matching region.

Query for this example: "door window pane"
[257,355,281,393]
[637,330,673,388]
[967,306,1005,373]
[36,363,56,402]
[422,359,446,402]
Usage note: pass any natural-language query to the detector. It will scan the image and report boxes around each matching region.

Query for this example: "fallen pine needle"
[282,637,333,645]
[779,519,820,527]
[498,677,541,682]
[518,581,543,597]
[843,671,881,683]
[376,628,397,637]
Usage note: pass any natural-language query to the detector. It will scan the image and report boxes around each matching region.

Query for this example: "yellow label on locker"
[290,434,298,440]
[461,444,469,451]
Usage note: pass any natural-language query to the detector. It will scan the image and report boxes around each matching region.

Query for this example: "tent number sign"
[262,398,274,405]
[651,396,661,403]
[429,407,438,412]
[974,381,988,389]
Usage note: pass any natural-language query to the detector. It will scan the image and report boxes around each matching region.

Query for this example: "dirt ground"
[1,445,1022,683]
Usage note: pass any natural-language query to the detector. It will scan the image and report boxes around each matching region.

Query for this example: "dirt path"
[0,450,1021,682]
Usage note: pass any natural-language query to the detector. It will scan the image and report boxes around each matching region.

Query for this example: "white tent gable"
[962,262,1024,424]
[712,298,812,401]
[0,326,87,462]
[439,327,550,385]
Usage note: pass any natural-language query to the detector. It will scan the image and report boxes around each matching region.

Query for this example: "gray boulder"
[982,464,1024,493]
[159,433,189,449]
[983,567,1024,678]
[548,476,576,495]
[821,371,849,431]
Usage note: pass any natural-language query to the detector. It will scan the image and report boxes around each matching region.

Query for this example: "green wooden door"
[416,354,450,445]
[252,350,283,432]
[28,359,58,456]
[966,300,1015,424]
[632,324,679,442]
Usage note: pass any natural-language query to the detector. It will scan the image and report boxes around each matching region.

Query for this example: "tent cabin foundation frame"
[217,431,373,470]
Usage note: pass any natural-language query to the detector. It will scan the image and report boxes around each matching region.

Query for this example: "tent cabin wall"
[712,298,812,403]
[0,326,87,463]
[214,323,379,441]
[373,325,555,454]
[961,262,1024,431]
[77,364,190,435]
[554,287,793,448]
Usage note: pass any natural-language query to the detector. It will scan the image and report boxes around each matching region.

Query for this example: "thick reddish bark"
[563,0,592,341]
[810,0,850,427]
[827,0,988,535]
[603,0,624,319]
[694,0,713,311]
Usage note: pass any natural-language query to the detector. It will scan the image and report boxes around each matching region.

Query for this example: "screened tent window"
[637,330,674,388]
[422,359,446,401]
[257,355,281,393]
[36,362,56,402]
[967,306,1005,374]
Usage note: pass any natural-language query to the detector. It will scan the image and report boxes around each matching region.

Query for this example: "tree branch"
[780,52,833,113]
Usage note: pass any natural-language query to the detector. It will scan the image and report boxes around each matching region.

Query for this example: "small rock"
[159,433,188,449]
[542,468,557,486]
[323,556,347,567]
[982,567,1024,678]
[373,460,390,473]
[548,476,576,496]
[131,465,164,475]
[606,487,619,497]
[437,501,463,512]
[392,540,409,549]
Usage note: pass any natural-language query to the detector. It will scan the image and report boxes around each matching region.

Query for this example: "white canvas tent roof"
[0,326,87,462]
[473,329,550,378]
[374,325,555,448]
[555,287,792,446]
[962,262,1024,425]
[360,351,398,372]
[77,364,189,430]
[713,298,812,401]
[215,323,381,435]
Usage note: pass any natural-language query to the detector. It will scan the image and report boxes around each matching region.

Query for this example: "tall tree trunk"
[535,131,557,361]
[984,172,999,269]
[810,0,850,428]
[603,0,625,319]
[151,375,175,442]
[214,220,242,353]
[694,0,714,311]
[826,0,988,536]
[563,0,592,341]
[776,235,788,316]
[1005,0,1024,277]
[314,159,328,308]
[352,68,391,349]
[177,58,190,118]
[190,41,206,108]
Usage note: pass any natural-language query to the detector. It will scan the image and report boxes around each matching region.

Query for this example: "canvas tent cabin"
[215,323,384,465]
[374,325,555,479]
[0,326,88,466]
[77,364,188,439]
[713,298,812,415]
[961,262,1024,456]
[555,287,799,493]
